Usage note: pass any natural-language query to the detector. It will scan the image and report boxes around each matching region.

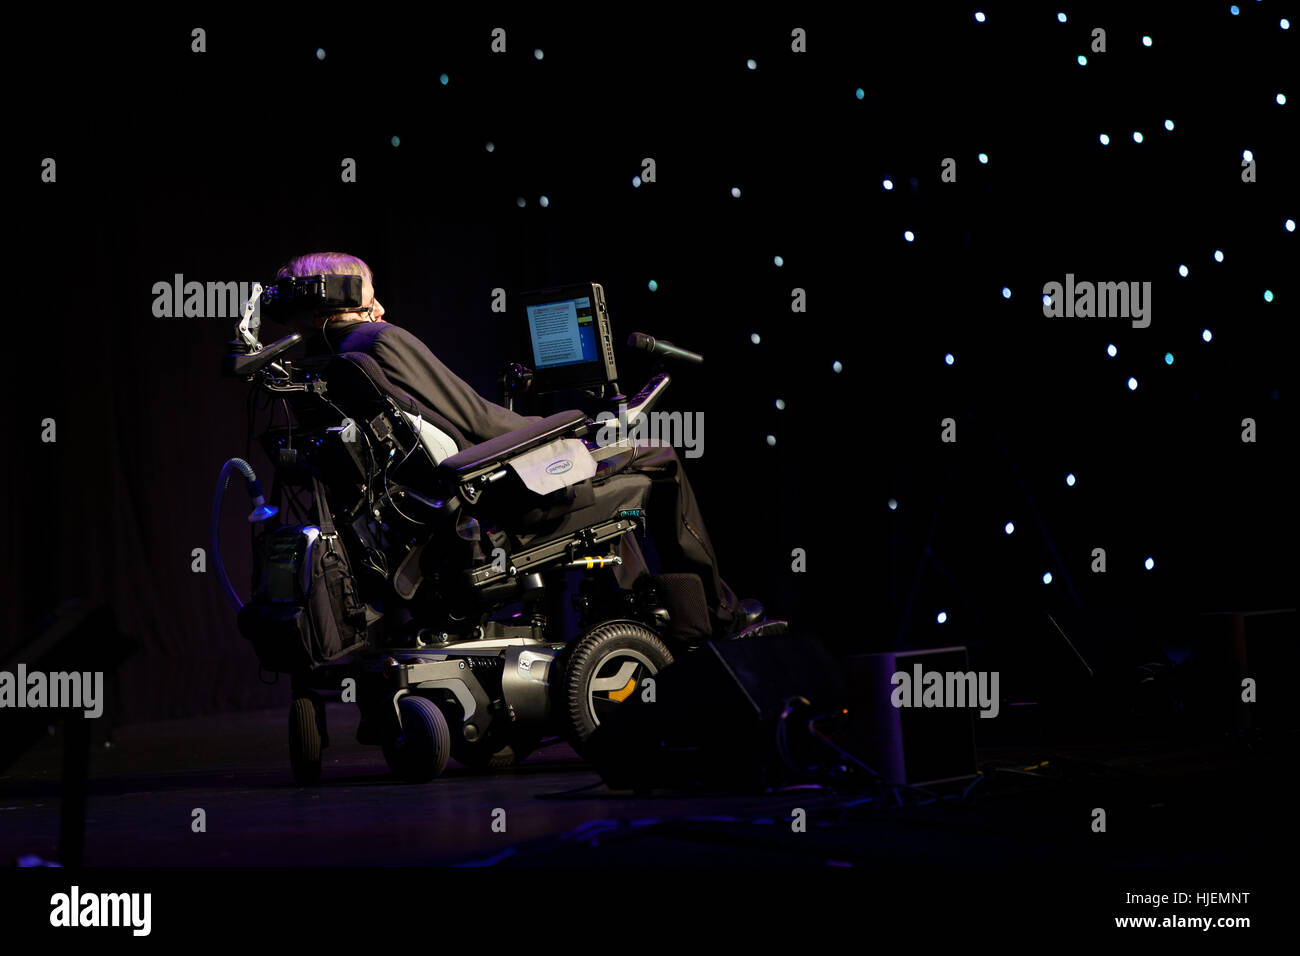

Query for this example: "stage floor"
[0,704,1284,868]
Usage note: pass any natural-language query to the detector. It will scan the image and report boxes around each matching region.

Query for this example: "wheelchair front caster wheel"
[382,695,452,783]
[560,620,674,757]
[289,696,323,785]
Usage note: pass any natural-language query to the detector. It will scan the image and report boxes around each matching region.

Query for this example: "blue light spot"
[833,360,843,373]
[1002,286,1011,299]
[1005,522,1015,535]
[1279,93,1288,105]
[1107,343,1117,357]
[1066,473,1076,487]
[1283,19,1291,30]
[1243,149,1253,162]
[775,399,786,410]
[1230,5,1239,14]
[539,195,549,207]
[1078,55,1087,66]
[1099,133,1110,145]
[978,153,989,164]
[1202,329,1213,342]
[1144,557,1155,570]
[731,187,741,198]
[1178,264,1189,277]
[1043,294,1053,308]
[883,179,894,190]
[751,333,761,344]
[904,230,915,242]
[1286,219,1296,232]
[316,48,326,60]
[1214,249,1224,262]
[1043,572,1053,585]
[534,48,544,60]
[1164,119,1174,131]
[937,611,948,624]
[1165,352,1174,365]
[975,11,986,22]
[774,255,784,267]
[1133,131,1144,143]
[747,58,757,70]
[648,279,658,292]
[439,73,449,86]
[390,135,400,147]
[632,175,641,187]
[766,435,776,446]
[888,498,898,510]
[1142,35,1153,47]
[945,353,954,366]
[856,88,865,100]
[1128,377,1138,391]
[1058,12,1068,23]
[1264,290,1273,302]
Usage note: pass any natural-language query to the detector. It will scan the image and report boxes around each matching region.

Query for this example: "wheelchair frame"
[220,327,694,784]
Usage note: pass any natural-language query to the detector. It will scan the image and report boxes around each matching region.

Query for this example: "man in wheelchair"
[275,251,760,641]
[218,252,777,782]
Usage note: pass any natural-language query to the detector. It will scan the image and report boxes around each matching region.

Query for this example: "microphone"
[627,332,704,365]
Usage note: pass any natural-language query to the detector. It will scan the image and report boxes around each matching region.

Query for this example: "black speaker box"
[843,647,980,787]
[583,631,847,792]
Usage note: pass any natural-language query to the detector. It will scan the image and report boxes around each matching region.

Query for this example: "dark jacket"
[303,318,591,524]
[305,318,542,448]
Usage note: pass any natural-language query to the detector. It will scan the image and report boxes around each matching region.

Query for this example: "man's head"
[274,252,385,328]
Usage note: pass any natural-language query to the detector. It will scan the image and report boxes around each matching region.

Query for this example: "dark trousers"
[515,441,740,631]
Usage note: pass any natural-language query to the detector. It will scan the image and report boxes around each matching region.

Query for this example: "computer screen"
[519,283,618,393]
[526,295,600,370]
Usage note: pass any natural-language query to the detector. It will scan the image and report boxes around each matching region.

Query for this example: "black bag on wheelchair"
[236,477,374,672]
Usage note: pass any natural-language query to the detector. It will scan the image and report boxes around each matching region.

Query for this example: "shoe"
[714,598,765,638]
[731,619,790,640]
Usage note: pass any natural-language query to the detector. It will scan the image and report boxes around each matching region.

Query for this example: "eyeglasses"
[323,297,380,322]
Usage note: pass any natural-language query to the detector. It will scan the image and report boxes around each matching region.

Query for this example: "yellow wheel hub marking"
[608,677,637,702]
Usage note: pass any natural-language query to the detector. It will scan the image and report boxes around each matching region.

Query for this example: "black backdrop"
[8,8,1295,722]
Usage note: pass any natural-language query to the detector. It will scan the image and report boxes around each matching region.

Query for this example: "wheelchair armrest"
[436,409,589,485]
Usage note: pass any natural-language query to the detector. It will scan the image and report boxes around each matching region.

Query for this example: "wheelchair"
[213,288,749,785]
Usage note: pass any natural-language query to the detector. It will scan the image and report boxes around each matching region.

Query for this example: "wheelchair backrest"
[326,351,467,466]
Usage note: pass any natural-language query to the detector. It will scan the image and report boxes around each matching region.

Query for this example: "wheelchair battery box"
[237,524,375,672]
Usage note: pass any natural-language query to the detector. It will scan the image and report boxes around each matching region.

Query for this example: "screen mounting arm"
[235,282,264,349]
[500,362,534,411]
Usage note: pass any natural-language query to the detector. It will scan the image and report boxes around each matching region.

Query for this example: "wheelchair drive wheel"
[382,694,452,783]
[288,695,324,785]
[560,621,674,756]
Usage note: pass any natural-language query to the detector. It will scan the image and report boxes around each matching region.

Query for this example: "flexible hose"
[212,458,274,611]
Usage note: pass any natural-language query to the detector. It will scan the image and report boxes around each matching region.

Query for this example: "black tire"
[560,620,674,755]
[382,694,452,783]
[289,696,323,785]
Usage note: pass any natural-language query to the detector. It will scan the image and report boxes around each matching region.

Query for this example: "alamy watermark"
[152,275,261,319]
[0,665,103,718]
[1042,274,1151,328]
[593,406,704,459]
[50,886,151,936]
[891,664,1000,718]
